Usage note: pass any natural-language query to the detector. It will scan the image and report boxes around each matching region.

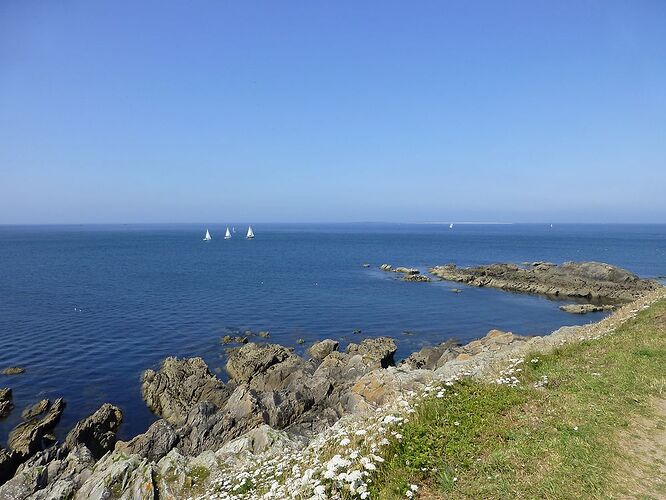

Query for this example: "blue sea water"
[1,223,665,444]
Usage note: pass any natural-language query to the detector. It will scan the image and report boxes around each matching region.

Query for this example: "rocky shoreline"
[429,261,660,306]
[0,262,662,499]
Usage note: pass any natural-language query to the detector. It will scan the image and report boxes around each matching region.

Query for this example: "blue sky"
[1,1,665,223]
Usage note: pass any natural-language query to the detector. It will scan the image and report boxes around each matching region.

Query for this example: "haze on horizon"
[1,1,665,225]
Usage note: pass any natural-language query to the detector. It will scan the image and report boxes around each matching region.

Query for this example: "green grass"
[371,299,666,499]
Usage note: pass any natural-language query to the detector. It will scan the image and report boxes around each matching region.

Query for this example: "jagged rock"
[1,367,25,375]
[21,399,50,420]
[379,264,392,271]
[0,445,94,500]
[226,343,296,385]
[401,340,459,370]
[559,303,615,314]
[73,451,156,500]
[403,274,431,282]
[142,357,231,426]
[65,403,123,459]
[0,448,14,484]
[429,261,660,303]
[0,388,12,418]
[115,419,179,462]
[8,398,65,461]
[345,337,397,368]
[308,339,339,360]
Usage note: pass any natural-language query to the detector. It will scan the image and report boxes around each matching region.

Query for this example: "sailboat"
[449,223,454,229]
[246,226,255,239]
[224,227,232,239]
[203,229,212,241]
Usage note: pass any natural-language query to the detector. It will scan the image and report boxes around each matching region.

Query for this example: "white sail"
[449,223,454,229]
[225,227,232,239]
[203,229,212,241]
[246,226,255,239]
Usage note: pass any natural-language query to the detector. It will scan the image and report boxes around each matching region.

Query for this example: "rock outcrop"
[64,403,123,459]
[20,399,50,420]
[559,303,615,314]
[380,264,430,281]
[308,339,339,360]
[429,261,660,303]
[0,388,12,418]
[8,398,65,461]
[142,357,232,426]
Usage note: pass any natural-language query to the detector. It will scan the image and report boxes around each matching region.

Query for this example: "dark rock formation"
[21,399,50,420]
[401,339,459,370]
[345,337,397,368]
[115,419,179,462]
[142,357,231,426]
[429,261,660,303]
[65,403,123,459]
[0,388,12,418]
[8,398,65,461]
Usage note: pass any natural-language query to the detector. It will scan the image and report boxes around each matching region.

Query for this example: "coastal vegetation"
[370,298,666,498]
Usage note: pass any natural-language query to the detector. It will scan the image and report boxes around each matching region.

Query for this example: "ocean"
[1,223,665,443]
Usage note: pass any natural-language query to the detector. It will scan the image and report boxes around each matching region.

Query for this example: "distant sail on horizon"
[225,227,232,239]
[246,226,255,239]
[203,229,212,241]
[449,223,454,229]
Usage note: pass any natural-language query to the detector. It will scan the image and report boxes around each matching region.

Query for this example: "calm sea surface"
[1,223,665,443]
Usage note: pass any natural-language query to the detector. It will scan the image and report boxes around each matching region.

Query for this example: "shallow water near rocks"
[1,223,665,443]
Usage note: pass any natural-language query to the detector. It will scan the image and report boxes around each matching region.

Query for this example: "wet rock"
[345,337,397,369]
[8,398,65,461]
[362,263,370,268]
[65,403,123,459]
[142,357,231,426]
[0,388,12,418]
[559,303,615,314]
[379,264,392,271]
[1,367,25,375]
[429,261,661,303]
[115,419,179,462]
[258,331,270,338]
[21,399,50,420]
[296,338,305,345]
[221,335,233,344]
[308,339,339,360]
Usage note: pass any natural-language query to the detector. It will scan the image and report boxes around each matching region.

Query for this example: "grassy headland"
[371,298,666,499]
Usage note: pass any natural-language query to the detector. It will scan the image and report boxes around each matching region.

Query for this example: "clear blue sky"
[1,1,665,224]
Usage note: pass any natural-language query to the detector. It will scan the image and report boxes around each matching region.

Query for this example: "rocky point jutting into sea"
[0,262,662,499]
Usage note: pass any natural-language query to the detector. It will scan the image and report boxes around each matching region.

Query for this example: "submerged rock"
[1,367,25,375]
